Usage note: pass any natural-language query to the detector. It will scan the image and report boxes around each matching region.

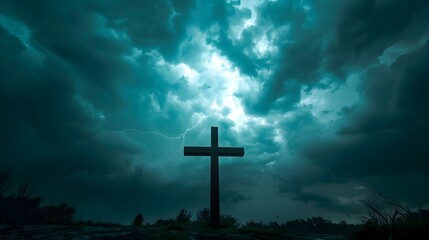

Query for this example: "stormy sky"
[1,0,429,224]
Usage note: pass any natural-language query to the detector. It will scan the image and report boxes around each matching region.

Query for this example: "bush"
[245,220,263,228]
[176,209,192,223]
[0,195,43,224]
[132,213,144,227]
[220,214,239,229]
[37,203,75,224]
[195,208,210,225]
[153,218,174,227]
[0,173,77,225]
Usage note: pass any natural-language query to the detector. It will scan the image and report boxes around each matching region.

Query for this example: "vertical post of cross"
[183,126,244,228]
[210,127,220,227]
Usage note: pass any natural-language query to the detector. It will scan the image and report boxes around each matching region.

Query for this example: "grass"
[355,193,429,240]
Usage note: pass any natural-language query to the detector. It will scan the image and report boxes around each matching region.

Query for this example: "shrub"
[0,195,43,224]
[0,181,43,225]
[132,213,144,227]
[220,214,239,229]
[153,218,174,227]
[37,203,75,224]
[245,220,263,228]
[195,208,210,225]
[0,174,77,225]
[176,209,192,223]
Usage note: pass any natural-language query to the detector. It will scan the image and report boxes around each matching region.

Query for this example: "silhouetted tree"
[153,218,174,227]
[267,221,281,230]
[133,213,144,227]
[282,219,307,233]
[220,214,239,229]
[176,209,192,223]
[37,203,75,224]
[195,208,210,224]
[245,220,263,228]
[15,181,41,225]
[0,193,42,225]
[307,216,332,233]
[0,173,77,225]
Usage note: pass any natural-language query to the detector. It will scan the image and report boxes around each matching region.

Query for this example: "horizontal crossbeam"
[184,147,211,156]
[218,147,244,156]
[184,147,244,156]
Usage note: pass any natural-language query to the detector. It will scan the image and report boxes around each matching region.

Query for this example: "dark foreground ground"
[0,225,350,240]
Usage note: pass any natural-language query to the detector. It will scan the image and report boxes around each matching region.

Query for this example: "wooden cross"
[184,126,244,227]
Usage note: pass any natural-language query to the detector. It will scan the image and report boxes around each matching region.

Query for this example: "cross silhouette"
[184,126,244,227]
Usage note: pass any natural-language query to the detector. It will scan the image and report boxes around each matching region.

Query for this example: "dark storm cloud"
[221,189,251,204]
[0,0,144,136]
[194,0,243,30]
[94,0,196,61]
[0,17,139,179]
[239,0,429,115]
[303,40,429,178]
[0,18,99,163]
[290,186,364,215]
[198,1,266,78]
[210,28,261,77]
[240,0,330,114]
[326,0,429,75]
[289,29,429,214]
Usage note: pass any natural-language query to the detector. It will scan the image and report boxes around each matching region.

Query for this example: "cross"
[184,126,244,227]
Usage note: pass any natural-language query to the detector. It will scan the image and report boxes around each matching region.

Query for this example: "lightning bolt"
[171,110,220,156]
[266,161,282,177]
[264,159,296,191]
[144,51,163,62]
[84,129,182,141]
[296,152,340,184]
[284,144,341,184]
[258,142,343,207]
[78,111,220,159]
